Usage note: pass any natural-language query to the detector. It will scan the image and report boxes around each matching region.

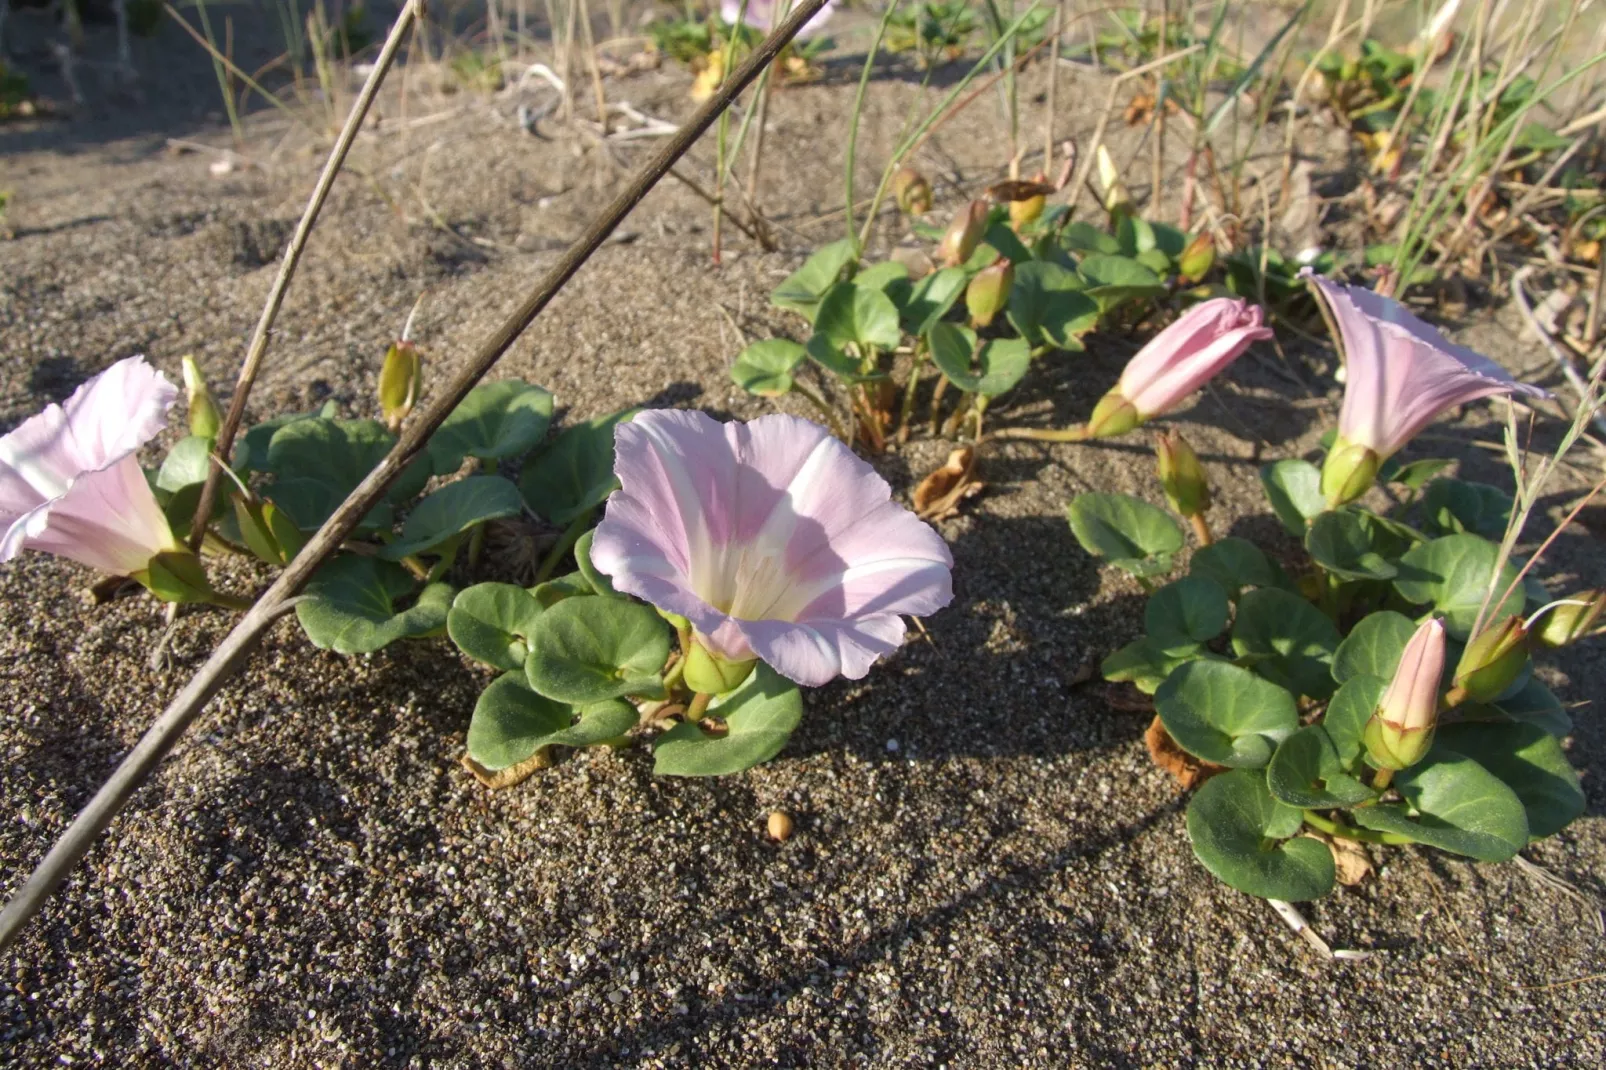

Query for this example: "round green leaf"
[380,475,524,560]
[524,595,671,704]
[1145,576,1230,653]
[427,380,555,474]
[531,571,595,608]
[1352,751,1530,861]
[1063,221,1121,255]
[466,672,638,771]
[1435,722,1584,839]
[730,339,808,398]
[573,528,617,597]
[1066,493,1184,578]
[771,238,858,320]
[1393,534,1525,639]
[927,324,1030,397]
[1266,726,1376,809]
[156,435,215,492]
[1383,457,1452,490]
[1155,660,1299,768]
[295,556,453,654]
[1188,537,1286,601]
[1321,674,1386,763]
[264,417,430,532]
[1421,478,1512,539]
[1463,677,1571,738]
[1231,587,1341,700]
[448,583,546,671]
[1332,610,1416,684]
[898,267,969,336]
[1259,459,1324,535]
[1101,637,1214,696]
[814,281,902,351]
[1186,770,1336,901]
[518,408,635,526]
[651,664,804,776]
[1075,253,1167,311]
[1007,261,1098,351]
[853,261,909,293]
[1116,214,1157,256]
[1306,509,1398,582]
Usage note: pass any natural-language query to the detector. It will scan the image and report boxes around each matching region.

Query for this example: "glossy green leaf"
[1266,725,1375,808]
[155,435,215,492]
[1066,493,1185,578]
[1435,723,1584,839]
[897,267,969,336]
[853,261,909,293]
[518,408,635,526]
[448,582,546,671]
[1231,587,1341,700]
[804,334,884,384]
[1306,509,1397,581]
[466,672,637,771]
[1145,576,1230,653]
[1187,770,1336,901]
[427,380,555,475]
[1075,253,1167,311]
[1188,537,1286,600]
[531,571,595,608]
[1155,659,1299,768]
[1101,637,1212,695]
[380,475,524,560]
[296,556,453,654]
[1062,221,1121,255]
[771,238,858,319]
[1260,459,1324,535]
[1006,261,1098,351]
[1332,611,1416,684]
[1352,751,1529,861]
[1421,478,1513,539]
[264,417,431,532]
[524,595,671,704]
[1322,673,1385,763]
[981,223,1035,267]
[730,339,808,398]
[651,664,804,776]
[814,282,902,352]
[927,324,1030,396]
[1382,457,1452,490]
[1464,677,1571,738]
[1393,534,1525,639]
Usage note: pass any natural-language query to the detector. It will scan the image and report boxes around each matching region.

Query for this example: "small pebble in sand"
[767,810,794,842]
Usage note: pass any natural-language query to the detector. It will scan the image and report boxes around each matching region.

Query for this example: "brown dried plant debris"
[1144,715,1226,791]
[912,447,985,521]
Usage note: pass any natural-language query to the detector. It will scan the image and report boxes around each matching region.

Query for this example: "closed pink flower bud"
[0,356,184,577]
[1108,298,1272,425]
[1364,616,1446,770]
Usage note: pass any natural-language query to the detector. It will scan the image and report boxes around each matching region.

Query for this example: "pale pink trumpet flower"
[721,0,837,36]
[1302,269,1549,507]
[589,410,952,688]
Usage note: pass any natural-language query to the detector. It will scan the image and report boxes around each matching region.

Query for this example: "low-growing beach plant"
[1067,269,1599,903]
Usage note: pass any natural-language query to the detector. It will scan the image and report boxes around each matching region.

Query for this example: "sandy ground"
[2,8,1606,1068]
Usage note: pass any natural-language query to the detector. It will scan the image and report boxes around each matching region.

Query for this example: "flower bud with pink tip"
[1363,616,1447,771]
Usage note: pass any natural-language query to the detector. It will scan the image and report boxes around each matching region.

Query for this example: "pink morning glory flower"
[721,0,837,37]
[589,410,953,687]
[1303,269,1549,506]
[0,356,184,577]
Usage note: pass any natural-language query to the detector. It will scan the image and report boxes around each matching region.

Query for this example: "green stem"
[1370,767,1395,792]
[844,1,903,247]
[205,590,255,612]
[663,652,687,693]
[685,691,714,723]
[988,424,1092,442]
[897,342,927,443]
[534,510,593,584]
[1302,809,1412,846]
[791,380,848,441]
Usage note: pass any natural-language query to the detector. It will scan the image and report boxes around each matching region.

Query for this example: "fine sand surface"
[3,13,1605,1068]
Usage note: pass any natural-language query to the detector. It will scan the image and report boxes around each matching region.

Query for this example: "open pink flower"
[721,0,836,37]
[0,356,183,576]
[589,410,952,687]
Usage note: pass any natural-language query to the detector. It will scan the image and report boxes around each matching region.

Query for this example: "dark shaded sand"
[3,17,1604,1068]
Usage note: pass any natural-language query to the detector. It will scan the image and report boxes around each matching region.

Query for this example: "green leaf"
[427,380,555,475]
[980,223,1035,267]
[1435,723,1584,839]
[1155,660,1299,768]
[1260,459,1324,535]
[1306,509,1398,582]
[1066,492,1184,578]
[448,582,545,671]
[1101,637,1212,695]
[1145,576,1230,653]
[1075,254,1167,311]
[897,267,969,336]
[264,417,431,532]
[1266,726,1376,809]
[1188,537,1286,600]
[524,595,671,704]
[730,339,808,398]
[1116,214,1157,256]
[1187,770,1336,901]
[573,528,617,597]
[853,261,909,293]
[1006,261,1098,351]
[927,324,1030,397]
[814,282,902,352]
[771,238,858,320]
[518,409,635,526]
[1332,610,1416,683]
[1231,587,1341,700]
[295,556,453,654]
[1383,457,1452,490]
[1352,751,1530,861]
[1148,221,1188,257]
[466,672,636,771]
[531,571,595,608]
[234,408,324,475]
[1421,478,1513,539]
[651,663,804,776]
[1321,674,1385,763]
[155,435,215,492]
[1062,221,1120,255]
[1463,677,1571,738]
[1393,533,1525,639]
[804,333,883,383]
[380,475,524,560]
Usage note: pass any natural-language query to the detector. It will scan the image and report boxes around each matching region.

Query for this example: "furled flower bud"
[1534,591,1606,649]
[1177,232,1216,282]
[1009,173,1047,228]
[966,261,1013,328]
[181,355,222,440]
[1320,436,1381,509]
[1085,390,1142,439]
[893,167,933,215]
[1155,430,1209,517]
[937,200,989,268]
[1452,617,1529,704]
[1363,616,1446,771]
[683,638,757,695]
[378,341,422,433]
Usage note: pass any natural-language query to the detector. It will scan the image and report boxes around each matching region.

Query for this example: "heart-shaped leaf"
[466,672,637,771]
[156,435,215,492]
[853,261,909,294]
[1231,587,1341,700]
[1188,537,1286,600]
[1306,509,1398,581]
[1266,725,1376,808]
[448,582,546,671]
[524,595,671,704]
[296,556,453,654]
[1101,637,1214,695]
[1116,214,1157,256]
[1421,478,1513,539]
[427,380,555,475]
[730,339,808,398]
[771,238,858,320]
[1352,751,1529,861]
[1462,677,1571,738]
[531,571,595,608]
[1321,673,1386,763]
[518,408,635,526]
[814,281,902,352]
[652,664,804,776]
[1435,722,1584,839]
[1145,575,1230,653]
[897,267,969,336]
[1393,534,1525,639]
[1006,261,1099,350]
[1260,459,1324,535]
[1155,659,1299,768]
[1066,492,1184,578]
[981,222,1035,266]
[927,324,1030,397]
[264,417,430,532]
[1331,610,1416,683]
[1187,769,1336,901]
[233,405,333,475]
[380,475,524,560]
[1062,221,1121,255]
[1076,253,1167,311]
[1383,457,1452,490]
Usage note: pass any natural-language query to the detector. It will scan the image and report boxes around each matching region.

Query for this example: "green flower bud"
[1364,616,1445,771]
[1320,436,1380,509]
[1085,388,1143,440]
[683,641,757,695]
[181,355,222,440]
[378,341,423,433]
[1452,617,1530,703]
[966,261,1013,328]
[1155,430,1209,517]
[1534,591,1606,648]
[937,200,989,268]
[893,167,933,216]
[1177,232,1216,282]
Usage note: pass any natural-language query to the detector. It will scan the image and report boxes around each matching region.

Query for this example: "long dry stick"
[0,0,834,957]
[185,2,421,552]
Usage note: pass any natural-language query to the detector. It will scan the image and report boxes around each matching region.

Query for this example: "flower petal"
[0,404,80,520]
[61,356,180,471]
[5,454,177,575]
[737,612,907,687]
